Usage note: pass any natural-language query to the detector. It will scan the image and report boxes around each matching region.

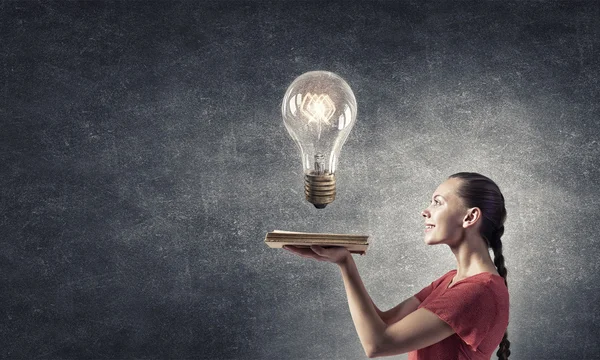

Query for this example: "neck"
[449,232,497,279]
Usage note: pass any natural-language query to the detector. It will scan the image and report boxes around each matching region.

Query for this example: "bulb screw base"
[304,173,336,209]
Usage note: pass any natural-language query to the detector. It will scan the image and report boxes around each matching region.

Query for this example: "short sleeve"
[414,282,434,302]
[414,270,454,302]
[421,281,496,351]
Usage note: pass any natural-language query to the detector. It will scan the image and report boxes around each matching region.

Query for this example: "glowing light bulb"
[282,71,357,209]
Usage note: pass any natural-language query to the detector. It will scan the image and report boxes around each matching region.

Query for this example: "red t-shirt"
[407,269,509,360]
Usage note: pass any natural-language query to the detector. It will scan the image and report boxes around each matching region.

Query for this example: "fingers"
[283,245,312,256]
[310,245,322,252]
[283,246,325,261]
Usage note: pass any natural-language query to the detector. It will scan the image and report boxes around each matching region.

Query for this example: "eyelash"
[432,199,441,206]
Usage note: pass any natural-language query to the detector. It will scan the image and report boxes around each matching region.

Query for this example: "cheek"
[434,211,461,230]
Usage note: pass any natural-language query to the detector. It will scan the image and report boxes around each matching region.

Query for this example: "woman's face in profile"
[421,178,467,245]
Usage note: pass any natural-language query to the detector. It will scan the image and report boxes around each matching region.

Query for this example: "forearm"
[338,255,387,355]
[371,298,386,322]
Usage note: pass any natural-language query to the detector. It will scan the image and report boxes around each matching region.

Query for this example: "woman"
[284,172,511,359]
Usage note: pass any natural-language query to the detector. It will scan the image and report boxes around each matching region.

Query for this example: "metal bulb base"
[304,173,336,209]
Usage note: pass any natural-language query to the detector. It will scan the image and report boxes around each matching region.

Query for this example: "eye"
[432,199,441,206]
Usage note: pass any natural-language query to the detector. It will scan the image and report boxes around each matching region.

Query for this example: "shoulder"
[442,269,457,282]
[440,269,457,280]
[429,269,456,287]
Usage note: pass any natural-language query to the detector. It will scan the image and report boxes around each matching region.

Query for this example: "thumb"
[310,245,324,254]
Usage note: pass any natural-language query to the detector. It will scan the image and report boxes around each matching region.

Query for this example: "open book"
[265,230,369,255]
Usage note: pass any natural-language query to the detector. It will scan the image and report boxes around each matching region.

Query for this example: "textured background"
[2,1,599,359]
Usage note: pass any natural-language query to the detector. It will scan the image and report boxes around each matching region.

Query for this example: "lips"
[425,224,435,232]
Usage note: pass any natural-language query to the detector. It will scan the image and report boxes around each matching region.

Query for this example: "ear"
[462,207,481,229]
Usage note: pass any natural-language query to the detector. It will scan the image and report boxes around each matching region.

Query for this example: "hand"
[283,245,351,265]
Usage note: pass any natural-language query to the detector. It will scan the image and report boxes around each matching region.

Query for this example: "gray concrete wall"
[2,1,598,359]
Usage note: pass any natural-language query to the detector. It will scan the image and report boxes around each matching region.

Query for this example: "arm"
[337,255,455,358]
[370,307,455,357]
[379,296,422,325]
[337,255,387,357]
[370,297,386,322]
[283,246,455,357]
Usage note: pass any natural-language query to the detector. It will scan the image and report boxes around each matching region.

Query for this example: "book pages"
[265,230,369,255]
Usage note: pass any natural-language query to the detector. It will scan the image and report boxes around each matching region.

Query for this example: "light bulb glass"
[282,71,357,207]
[282,71,357,176]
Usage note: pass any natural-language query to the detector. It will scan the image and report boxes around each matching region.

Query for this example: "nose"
[421,209,430,218]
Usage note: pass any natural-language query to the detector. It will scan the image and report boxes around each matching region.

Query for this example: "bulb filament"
[300,93,336,139]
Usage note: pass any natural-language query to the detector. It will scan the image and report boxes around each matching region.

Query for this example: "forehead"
[433,178,462,200]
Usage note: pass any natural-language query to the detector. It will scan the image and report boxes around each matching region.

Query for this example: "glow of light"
[300,93,336,125]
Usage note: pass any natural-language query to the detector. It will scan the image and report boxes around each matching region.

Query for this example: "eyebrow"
[432,195,446,201]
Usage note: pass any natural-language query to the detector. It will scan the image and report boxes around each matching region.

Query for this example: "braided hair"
[449,172,511,359]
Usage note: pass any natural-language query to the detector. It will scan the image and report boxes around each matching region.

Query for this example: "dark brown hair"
[449,172,511,360]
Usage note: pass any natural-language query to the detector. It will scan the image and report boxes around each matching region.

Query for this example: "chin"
[425,234,447,246]
[424,236,441,245]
